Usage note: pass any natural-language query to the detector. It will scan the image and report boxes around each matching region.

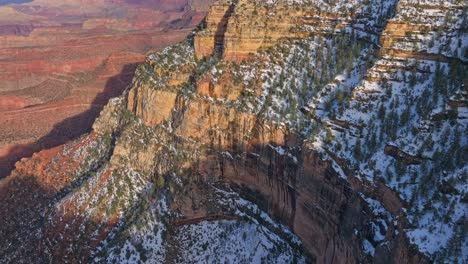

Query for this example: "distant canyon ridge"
[0,0,211,177]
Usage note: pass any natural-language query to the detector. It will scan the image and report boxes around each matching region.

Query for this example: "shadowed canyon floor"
[0,0,211,177]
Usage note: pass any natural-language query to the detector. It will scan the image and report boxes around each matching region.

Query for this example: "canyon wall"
[0,0,211,178]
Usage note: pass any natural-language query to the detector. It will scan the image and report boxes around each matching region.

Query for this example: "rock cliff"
[1,0,466,263]
[0,0,212,179]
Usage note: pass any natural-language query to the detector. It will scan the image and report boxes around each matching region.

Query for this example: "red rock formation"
[0,0,211,178]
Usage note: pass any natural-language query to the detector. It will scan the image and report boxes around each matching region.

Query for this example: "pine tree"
[378,103,386,120]
[354,137,362,160]
[325,129,333,144]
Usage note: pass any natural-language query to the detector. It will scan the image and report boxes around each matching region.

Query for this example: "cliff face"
[0,0,212,179]
[1,0,466,263]
[194,0,344,61]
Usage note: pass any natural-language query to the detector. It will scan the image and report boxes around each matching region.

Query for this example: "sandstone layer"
[0,0,211,178]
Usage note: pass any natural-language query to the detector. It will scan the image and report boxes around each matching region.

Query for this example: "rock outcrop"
[0,0,211,178]
[194,0,312,61]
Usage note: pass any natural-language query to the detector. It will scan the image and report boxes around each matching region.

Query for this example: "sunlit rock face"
[0,0,212,178]
[1,0,466,263]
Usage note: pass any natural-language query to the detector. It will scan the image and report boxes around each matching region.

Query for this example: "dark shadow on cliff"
[213,0,237,55]
[0,172,119,263]
[0,174,55,261]
[0,63,139,178]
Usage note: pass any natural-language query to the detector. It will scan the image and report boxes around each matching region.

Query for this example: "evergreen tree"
[354,137,362,160]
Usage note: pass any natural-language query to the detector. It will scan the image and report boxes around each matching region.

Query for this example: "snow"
[363,239,375,256]
[262,0,468,260]
[91,0,467,261]
[178,220,305,264]
[94,184,308,263]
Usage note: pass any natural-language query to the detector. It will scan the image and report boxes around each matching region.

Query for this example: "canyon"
[0,0,211,178]
[0,0,467,263]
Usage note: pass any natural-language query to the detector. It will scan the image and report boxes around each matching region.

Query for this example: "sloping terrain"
[0,0,466,263]
[0,0,211,178]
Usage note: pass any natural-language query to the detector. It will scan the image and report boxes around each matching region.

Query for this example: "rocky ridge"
[0,0,213,178]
